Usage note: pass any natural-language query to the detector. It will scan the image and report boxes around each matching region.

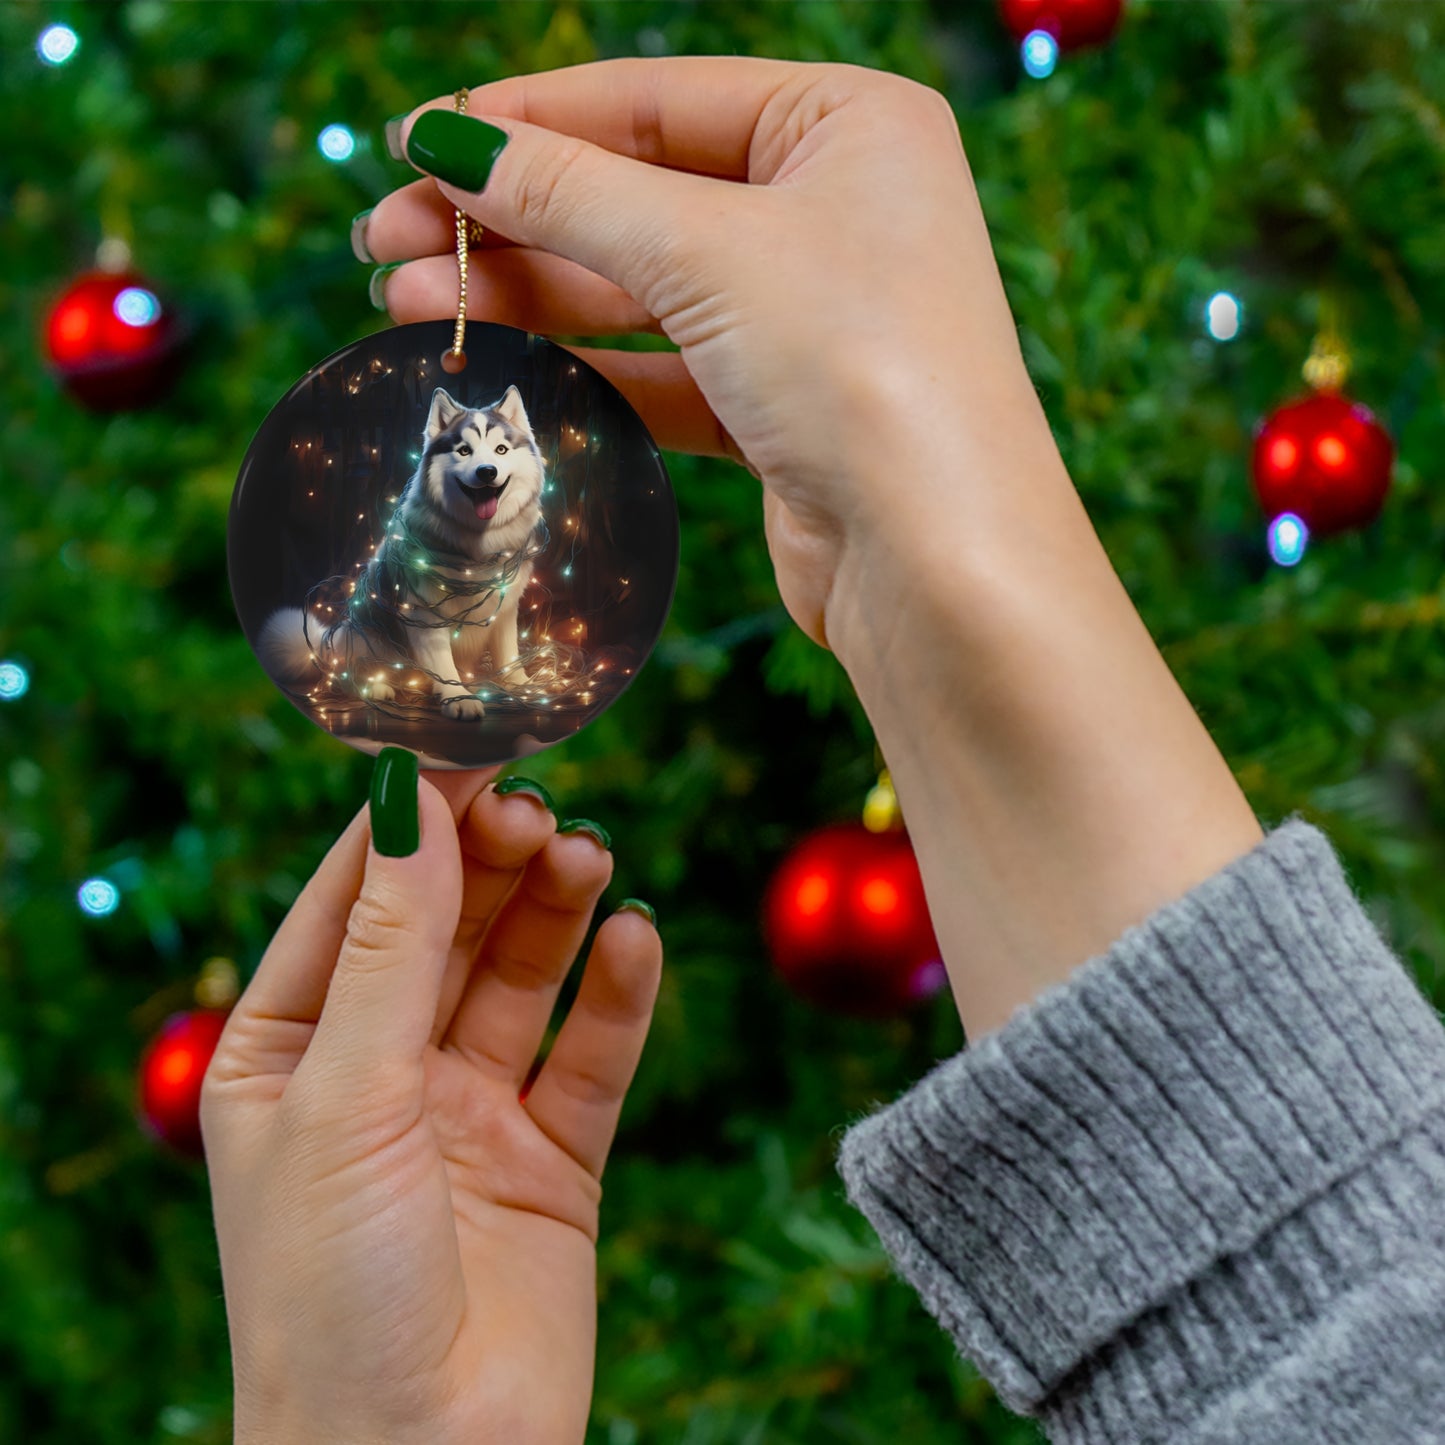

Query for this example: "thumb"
[397,106,746,317]
[303,748,462,1090]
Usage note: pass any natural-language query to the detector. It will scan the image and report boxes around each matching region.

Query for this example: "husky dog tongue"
[463,476,509,522]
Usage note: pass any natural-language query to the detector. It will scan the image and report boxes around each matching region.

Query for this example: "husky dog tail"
[257,605,334,685]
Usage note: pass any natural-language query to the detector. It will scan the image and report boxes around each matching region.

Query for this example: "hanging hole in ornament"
[441,348,466,374]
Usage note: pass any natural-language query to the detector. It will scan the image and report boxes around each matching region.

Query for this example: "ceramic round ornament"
[228,317,678,770]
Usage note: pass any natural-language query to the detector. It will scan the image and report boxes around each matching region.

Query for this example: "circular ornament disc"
[229,320,678,769]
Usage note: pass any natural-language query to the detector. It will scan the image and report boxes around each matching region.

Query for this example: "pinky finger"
[523,907,663,1181]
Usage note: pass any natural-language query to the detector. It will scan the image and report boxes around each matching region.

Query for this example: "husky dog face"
[420,385,544,538]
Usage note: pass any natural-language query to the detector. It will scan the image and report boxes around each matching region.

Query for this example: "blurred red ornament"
[44,269,184,410]
[137,1009,230,1158]
[998,0,1124,49]
[762,821,946,1017]
[1251,392,1394,538]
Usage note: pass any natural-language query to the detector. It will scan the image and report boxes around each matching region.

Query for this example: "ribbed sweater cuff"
[835,816,1445,1433]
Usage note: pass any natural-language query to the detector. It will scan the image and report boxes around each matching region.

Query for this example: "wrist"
[827,440,1262,1040]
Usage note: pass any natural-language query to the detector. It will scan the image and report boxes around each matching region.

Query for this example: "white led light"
[1205,291,1242,341]
[0,661,29,700]
[78,877,120,917]
[1022,30,1058,79]
[114,287,161,327]
[318,124,356,162]
[1267,512,1308,568]
[38,24,79,65]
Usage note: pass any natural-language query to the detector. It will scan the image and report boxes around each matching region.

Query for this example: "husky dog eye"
[495,443,510,455]
[456,443,472,456]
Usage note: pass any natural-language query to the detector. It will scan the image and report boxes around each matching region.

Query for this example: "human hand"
[360,56,1070,662]
[202,755,662,1445]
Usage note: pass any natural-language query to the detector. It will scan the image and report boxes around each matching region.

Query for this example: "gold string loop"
[442,87,481,373]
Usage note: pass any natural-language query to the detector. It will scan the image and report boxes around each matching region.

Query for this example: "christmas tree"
[2,3,1442,1442]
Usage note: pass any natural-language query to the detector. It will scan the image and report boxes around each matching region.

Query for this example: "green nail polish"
[370,747,420,857]
[617,898,656,927]
[405,110,510,192]
[369,261,404,311]
[384,113,409,162]
[558,818,612,851]
[350,208,375,264]
[494,775,556,813]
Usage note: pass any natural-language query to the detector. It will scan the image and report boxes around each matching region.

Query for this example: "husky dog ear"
[494,384,532,436]
[425,388,468,440]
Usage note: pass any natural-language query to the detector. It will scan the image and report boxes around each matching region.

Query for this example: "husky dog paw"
[440,693,486,721]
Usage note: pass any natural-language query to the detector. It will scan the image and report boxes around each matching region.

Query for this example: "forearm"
[826,403,1263,1041]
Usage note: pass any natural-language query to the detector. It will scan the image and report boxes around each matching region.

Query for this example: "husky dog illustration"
[259,385,547,721]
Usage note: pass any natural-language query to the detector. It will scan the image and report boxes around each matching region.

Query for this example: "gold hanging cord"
[442,88,487,373]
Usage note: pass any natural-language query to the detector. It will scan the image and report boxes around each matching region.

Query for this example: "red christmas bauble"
[998,0,1124,49]
[762,821,946,1017]
[1251,391,1394,538]
[137,1009,230,1157]
[44,269,183,411]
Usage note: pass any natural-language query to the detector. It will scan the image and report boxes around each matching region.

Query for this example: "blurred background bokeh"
[2,2,1443,1442]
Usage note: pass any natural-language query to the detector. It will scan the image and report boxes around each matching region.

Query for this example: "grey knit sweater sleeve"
[835,816,1445,1443]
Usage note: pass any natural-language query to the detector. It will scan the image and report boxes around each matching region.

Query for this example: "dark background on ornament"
[229,319,678,718]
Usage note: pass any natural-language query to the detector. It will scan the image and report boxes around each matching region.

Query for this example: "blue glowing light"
[114,287,161,327]
[1205,291,1242,341]
[1022,30,1059,79]
[0,661,29,700]
[78,878,121,917]
[1267,512,1309,567]
[38,24,79,65]
[318,124,356,162]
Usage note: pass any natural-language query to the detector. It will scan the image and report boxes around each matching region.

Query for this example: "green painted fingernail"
[558,818,612,851]
[384,113,409,162]
[405,110,510,192]
[350,208,375,264]
[617,898,656,926]
[370,747,420,857]
[494,775,556,813]
[369,261,404,311]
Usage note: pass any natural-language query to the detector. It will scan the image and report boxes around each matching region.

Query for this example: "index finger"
[398,54,810,182]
